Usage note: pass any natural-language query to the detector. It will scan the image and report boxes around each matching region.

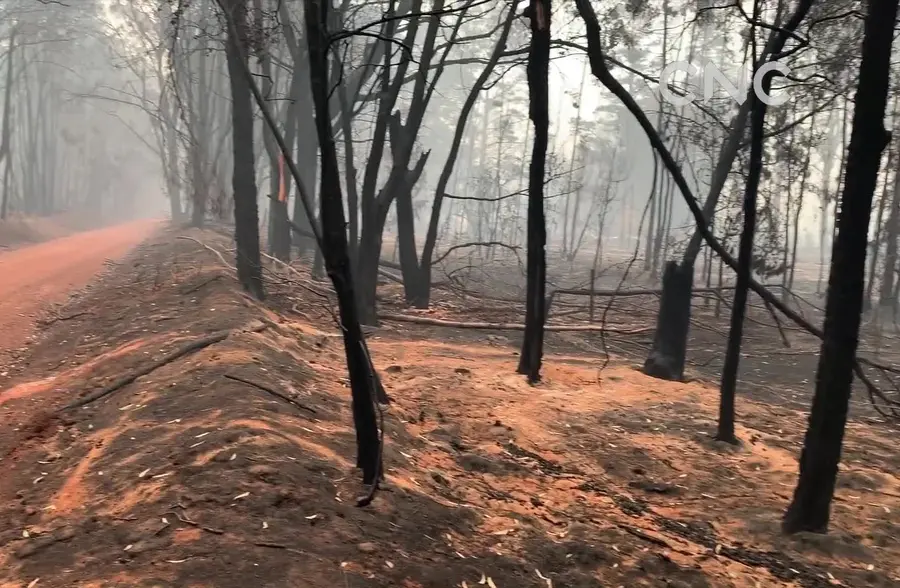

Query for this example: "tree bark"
[223,0,264,299]
[303,0,380,485]
[517,0,551,384]
[783,0,898,534]
[717,12,773,444]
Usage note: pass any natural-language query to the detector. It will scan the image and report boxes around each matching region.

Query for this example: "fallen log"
[61,323,268,411]
[378,313,650,334]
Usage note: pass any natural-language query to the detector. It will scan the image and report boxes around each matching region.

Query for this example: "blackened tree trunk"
[223,0,264,299]
[517,0,550,384]
[643,261,693,380]
[354,0,421,324]
[783,0,898,534]
[717,23,773,443]
[304,0,380,484]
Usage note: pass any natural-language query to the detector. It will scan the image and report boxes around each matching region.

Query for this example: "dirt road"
[0,219,160,356]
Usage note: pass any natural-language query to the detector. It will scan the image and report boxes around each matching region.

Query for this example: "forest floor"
[0,225,898,588]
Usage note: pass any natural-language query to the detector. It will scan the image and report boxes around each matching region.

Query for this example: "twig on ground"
[38,311,92,327]
[164,510,225,535]
[616,523,676,549]
[223,373,317,414]
[60,323,268,411]
[260,251,332,298]
[180,274,225,295]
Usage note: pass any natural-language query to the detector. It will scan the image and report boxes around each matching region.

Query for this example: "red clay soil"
[0,228,898,588]
[0,218,161,362]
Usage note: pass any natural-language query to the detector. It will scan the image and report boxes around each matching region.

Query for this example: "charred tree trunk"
[717,26,773,444]
[278,0,318,257]
[223,0,264,299]
[643,261,693,380]
[783,0,897,534]
[788,113,814,293]
[303,0,380,484]
[517,0,550,384]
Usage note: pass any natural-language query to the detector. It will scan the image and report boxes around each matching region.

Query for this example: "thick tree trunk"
[254,0,291,262]
[643,261,693,380]
[278,8,318,257]
[517,0,550,384]
[357,202,390,325]
[783,0,897,534]
[223,0,264,300]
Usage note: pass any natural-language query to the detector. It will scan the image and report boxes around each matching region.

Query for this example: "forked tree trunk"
[416,5,517,307]
[783,0,898,534]
[517,0,551,383]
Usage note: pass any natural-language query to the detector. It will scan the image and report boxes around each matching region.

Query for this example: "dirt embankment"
[0,227,897,588]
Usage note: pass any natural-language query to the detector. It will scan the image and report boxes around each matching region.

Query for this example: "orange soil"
[0,218,161,357]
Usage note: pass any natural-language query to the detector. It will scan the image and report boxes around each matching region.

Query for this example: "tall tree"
[302,0,381,487]
[517,0,550,383]
[222,0,264,299]
[717,0,777,444]
[783,0,898,534]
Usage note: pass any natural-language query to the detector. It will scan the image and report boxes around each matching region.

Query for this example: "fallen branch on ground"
[224,373,317,414]
[616,523,676,549]
[554,286,734,297]
[177,236,236,271]
[164,510,225,535]
[379,313,650,334]
[180,274,225,295]
[260,250,332,298]
[38,311,92,327]
[61,323,268,411]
